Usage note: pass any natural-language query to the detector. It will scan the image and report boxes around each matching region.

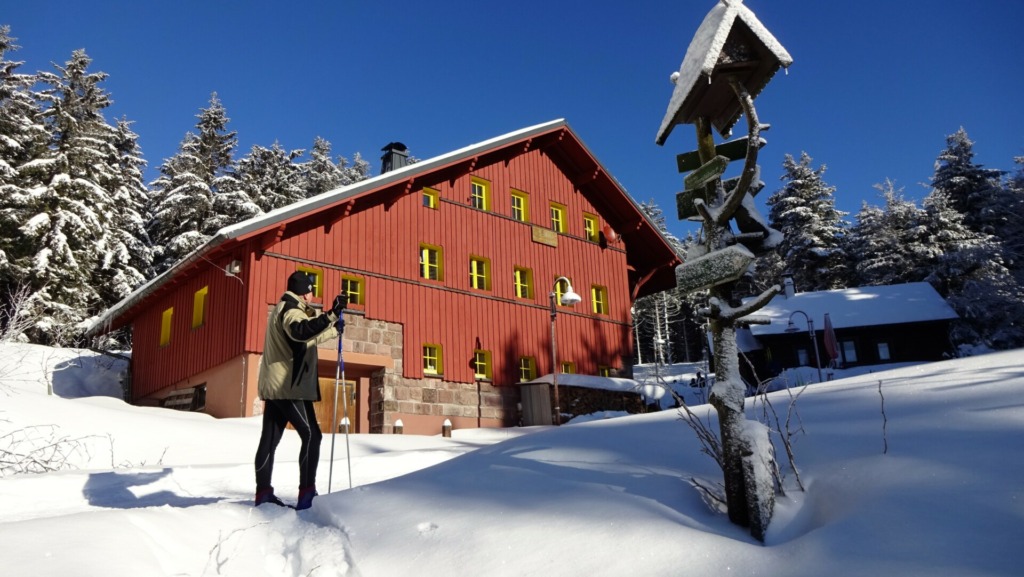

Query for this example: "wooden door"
[316,377,357,433]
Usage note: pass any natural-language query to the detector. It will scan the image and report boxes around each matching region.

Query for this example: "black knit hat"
[287,271,314,295]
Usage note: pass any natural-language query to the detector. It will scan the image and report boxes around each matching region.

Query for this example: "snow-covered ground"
[2,342,1022,576]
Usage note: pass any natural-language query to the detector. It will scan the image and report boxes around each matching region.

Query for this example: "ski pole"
[327,307,353,493]
[340,336,353,489]
[328,330,341,494]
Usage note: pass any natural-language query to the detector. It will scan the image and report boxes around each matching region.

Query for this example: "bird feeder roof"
[656,0,792,145]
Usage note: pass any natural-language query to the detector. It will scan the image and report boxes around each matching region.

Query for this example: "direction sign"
[683,155,730,190]
[676,187,706,220]
[675,245,754,293]
[676,136,766,173]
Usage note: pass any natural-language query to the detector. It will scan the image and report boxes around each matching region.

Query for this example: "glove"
[335,317,346,332]
[330,294,348,316]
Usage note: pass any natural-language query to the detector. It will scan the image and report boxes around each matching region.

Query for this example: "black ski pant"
[254,399,323,492]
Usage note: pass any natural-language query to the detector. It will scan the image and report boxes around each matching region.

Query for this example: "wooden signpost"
[657,0,792,543]
[675,245,754,293]
[683,155,730,190]
[676,136,765,173]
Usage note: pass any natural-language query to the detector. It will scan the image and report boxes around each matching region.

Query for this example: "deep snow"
[1,342,1022,576]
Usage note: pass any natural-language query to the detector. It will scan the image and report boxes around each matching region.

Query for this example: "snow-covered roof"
[747,282,959,337]
[523,373,665,400]
[656,0,792,144]
[86,120,567,335]
[217,119,570,241]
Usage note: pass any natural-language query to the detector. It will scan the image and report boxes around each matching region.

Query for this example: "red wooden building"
[87,120,681,434]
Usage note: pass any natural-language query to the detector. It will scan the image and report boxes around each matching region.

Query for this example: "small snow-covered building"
[87,120,681,434]
[517,373,666,425]
[743,281,959,378]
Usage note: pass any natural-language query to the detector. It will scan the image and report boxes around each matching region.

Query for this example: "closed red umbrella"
[823,313,839,364]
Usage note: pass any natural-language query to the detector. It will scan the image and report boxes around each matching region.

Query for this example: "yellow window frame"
[296,266,323,298]
[510,190,529,222]
[469,256,491,291]
[591,285,609,315]
[160,307,173,347]
[419,243,444,281]
[423,187,439,209]
[473,349,492,380]
[341,274,364,305]
[599,366,612,377]
[560,360,576,374]
[550,202,567,233]
[470,177,490,211]
[423,344,443,375]
[584,213,599,242]
[192,286,208,329]
[513,267,533,299]
[518,356,537,382]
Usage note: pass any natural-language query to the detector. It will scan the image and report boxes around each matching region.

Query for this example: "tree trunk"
[707,294,751,529]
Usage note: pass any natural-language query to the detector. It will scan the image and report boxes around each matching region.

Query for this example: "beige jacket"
[257,292,339,401]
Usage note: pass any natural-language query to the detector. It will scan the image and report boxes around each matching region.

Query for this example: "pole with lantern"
[549,276,582,425]
[785,310,822,383]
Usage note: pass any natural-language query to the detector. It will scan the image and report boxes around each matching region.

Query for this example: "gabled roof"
[747,282,959,337]
[656,0,792,144]
[88,119,681,336]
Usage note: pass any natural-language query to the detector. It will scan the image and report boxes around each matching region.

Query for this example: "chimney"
[380,142,409,174]
[782,275,795,298]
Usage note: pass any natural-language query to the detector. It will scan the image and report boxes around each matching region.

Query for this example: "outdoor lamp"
[785,310,822,383]
[550,277,581,425]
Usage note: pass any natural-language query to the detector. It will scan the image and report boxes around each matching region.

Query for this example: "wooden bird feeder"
[656,0,792,145]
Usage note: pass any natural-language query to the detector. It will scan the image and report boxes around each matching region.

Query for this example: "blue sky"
[5,0,1023,239]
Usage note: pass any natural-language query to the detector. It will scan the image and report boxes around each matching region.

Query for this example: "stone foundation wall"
[342,315,404,364]
[374,372,519,433]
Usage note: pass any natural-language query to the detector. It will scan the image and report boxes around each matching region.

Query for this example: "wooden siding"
[245,148,634,386]
[131,256,248,399]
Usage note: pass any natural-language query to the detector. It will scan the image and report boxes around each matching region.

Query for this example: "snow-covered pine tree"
[765,152,849,291]
[15,50,122,344]
[237,142,305,213]
[1003,157,1024,285]
[848,180,933,286]
[920,188,1024,350]
[341,151,371,186]
[300,136,370,198]
[846,201,885,285]
[91,118,153,307]
[925,130,1024,349]
[302,137,345,198]
[147,132,215,273]
[193,93,236,187]
[147,94,254,273]
[930,128,1004,237]
[0,27,47,289]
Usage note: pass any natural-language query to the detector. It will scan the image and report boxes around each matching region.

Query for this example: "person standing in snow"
[254,270,347,510]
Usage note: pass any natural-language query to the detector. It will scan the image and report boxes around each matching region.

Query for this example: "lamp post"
[550,276,582,425]
[785,310,822,383]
